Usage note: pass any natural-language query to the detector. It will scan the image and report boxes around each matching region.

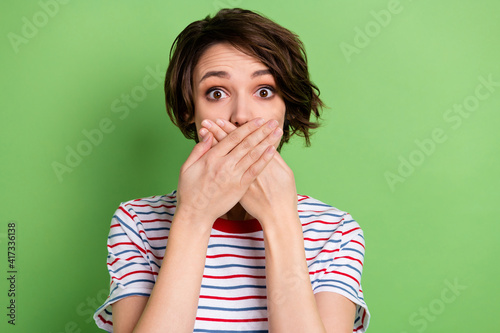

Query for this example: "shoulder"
[297,194,363,236]
[115,191,178,223]
[108,191,178,243]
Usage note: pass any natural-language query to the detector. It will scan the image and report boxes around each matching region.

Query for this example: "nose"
[229,93,254,127]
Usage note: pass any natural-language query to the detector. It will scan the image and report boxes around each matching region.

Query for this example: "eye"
[255,86,275,99]
[206,88,228,101]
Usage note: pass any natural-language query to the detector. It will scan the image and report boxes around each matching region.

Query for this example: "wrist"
[260,210,302,237]
[173,205,215,235]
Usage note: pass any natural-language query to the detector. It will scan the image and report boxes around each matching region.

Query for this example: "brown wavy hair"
[164,8,324,149]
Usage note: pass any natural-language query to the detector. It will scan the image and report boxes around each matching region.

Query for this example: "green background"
[1,0,499,332]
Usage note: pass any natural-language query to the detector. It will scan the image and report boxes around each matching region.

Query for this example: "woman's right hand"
[175,117,283,228]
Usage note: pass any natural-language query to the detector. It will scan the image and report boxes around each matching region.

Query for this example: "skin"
[192,42,287,221]
[111,43,356,333]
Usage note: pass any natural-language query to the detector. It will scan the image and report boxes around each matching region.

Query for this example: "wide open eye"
[206,88,228,101]
[255,86,275,98]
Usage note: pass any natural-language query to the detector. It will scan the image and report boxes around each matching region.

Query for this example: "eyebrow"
[198,69,272,85]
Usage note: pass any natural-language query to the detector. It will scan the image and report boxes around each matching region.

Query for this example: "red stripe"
[306,249,339,261]
[336,255,363,266]
[107,254,148,268]
[148,235,168,241]
[108,258,119,266]
[98,314,113,325]
[303,237,330,241]
[111,270,158,281]
[196,316,267,323]
[206,254,265,260]
[343,227,360,236]
[354,310,366,331]
[325,271,360,285]
[351,239,365,249]
[127,203,175,209]
[110,223,120,228]
[200,294,267,301]
[108,242,146,255]
[210,234,264,242]
[137,229,168,240]
[119,205,136,220]
[302,219,341,227]
[126,255,144,261]
[203,274,265,279]
[141,218,172,223]
[146,250,164,261]
[354,324,364,332]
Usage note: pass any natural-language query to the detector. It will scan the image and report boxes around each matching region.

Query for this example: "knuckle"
[228,132,241,144]
[248,148,260,161]
[240,138,253,151]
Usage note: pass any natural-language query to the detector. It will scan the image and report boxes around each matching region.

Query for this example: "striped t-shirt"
[94,191,370,332]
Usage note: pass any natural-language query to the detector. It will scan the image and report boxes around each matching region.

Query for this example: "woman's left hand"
[199,118,298,226]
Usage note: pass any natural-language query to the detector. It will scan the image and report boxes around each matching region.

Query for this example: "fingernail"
[273,127,282,137]
[202,133,211,142]
[268,120,279,129]
[255,118,265,126]
[267,145,276,154]
[201,120,212,128]
[199,128,208,136]
[216,119,225,127]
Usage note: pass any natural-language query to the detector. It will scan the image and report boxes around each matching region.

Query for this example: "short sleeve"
[93,204,157,332]
[312,213,370,332]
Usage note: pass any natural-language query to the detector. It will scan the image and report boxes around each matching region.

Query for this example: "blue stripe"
[110,279,154,295]
[201,284,266,290]
[302,228,336,234]
[114,215,167,251]
[304,239,341,251]
[208,244,265,251]
[144,226,170,232]
[299,212,344,219]
[313,279,365,302]
[205,264,266,269]
[193,328,269,333]
[299,201,334,208]
[342,247,364,257]
[113,215,140,238]
[128,207,174,216]
[307,261,362,276]
[109,249,142,257]
[133,196,175,204]
[198,305,267,312]
[109,232,127,239]
[95,292,151,315]
[108,261,149,274]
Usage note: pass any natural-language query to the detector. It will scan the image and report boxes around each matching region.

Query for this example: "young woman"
[94,8,370,333]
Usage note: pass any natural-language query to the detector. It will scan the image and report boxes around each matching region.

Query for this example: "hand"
[199,119,298,226]
[176,118,282,228]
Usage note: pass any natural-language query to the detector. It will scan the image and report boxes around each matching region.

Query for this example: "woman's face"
[192,43,286,143]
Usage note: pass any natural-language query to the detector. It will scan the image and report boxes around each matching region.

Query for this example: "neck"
[220,202,254,221]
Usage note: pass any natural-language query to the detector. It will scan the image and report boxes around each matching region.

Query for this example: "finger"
[234,125,282,173]
[240,145,277,186]
[215,118,237,133]
[210,117,266,157]
[229,119,280,162]
[200,119,230,143]
[181,132,213,172]
[199,127,219,148]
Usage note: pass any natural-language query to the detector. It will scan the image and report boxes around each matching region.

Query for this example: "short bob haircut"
[164,8,324,149]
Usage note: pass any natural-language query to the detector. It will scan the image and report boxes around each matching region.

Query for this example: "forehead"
[194,43,267,78]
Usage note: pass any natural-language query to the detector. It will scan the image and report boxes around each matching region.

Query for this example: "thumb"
[181,132,213,172]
